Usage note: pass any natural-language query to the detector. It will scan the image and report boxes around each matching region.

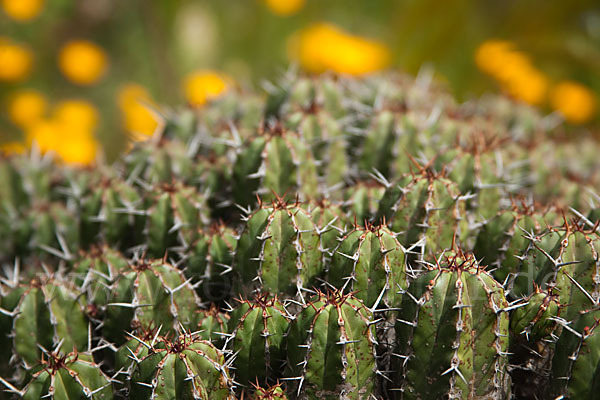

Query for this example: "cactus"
[186,223,237,303]
[122,137,198,185]
[3,351,114,400]
[2,73,600,399]
[0,272,24,376]
[283,79,348,189]
[395,251,510,399]
[285,289,377,399]
[509,287,560,400]
[196,305,230,347]
[143,182,207,258]
[73,245,129,311]
[103,259,200,345]
[356,111,397,178]
[303,199,348,260]
[473,200,558,293]
[7,276,89,367]
[5,200,80,262]
[227,293,290,386]
[233,199,323,298]
[328,223,407,309]
[232,126,318,208]
[512,221,600,307]
[0,153,57,212]
[78,177,145,250]
[129,333,235,399]
[376,169,468,260]
[551,308,600,398]
[114,324,163,381]
[342,179,386,225]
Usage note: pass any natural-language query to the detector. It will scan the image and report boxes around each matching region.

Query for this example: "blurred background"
[1,0,599,162]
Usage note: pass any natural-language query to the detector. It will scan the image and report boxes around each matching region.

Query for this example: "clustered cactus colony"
[1,72,600,399]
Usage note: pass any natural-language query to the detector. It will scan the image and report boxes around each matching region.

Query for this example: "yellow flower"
[54,134,98,166]
[183,70,230,107]
[0,141,26,155]
[58,40,108,86]
[264,0,305,16]
[0,37,33,82]
[25,119,64,153]
[474,39,548,105]
[26,118,98,166]
[502,67,548,106]
[53,99,99,131]
[1,0,44,21]
[474,40,515,76]
[6,89,47,128]
[288,23,390,76]
[118,83,159,139]
[550,81,597,124]
[25,99,100,166]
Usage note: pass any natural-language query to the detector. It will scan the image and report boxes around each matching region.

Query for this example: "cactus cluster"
[1,73,600,399]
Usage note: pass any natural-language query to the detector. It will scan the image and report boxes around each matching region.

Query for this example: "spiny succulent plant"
[473,199,558,291]
[232,124,319,208]
[1,72,600,399]
[142,181,208,258]
[550,307,600,398]
[72,245,129,310]
[227,293,290,387]
[328,222,407,309]
[341,179,386,224]
[394,251,510,399]
[0,351,113,400]
[129,332,235,399]
[301,198,349,260]
[376,167,469,261]
[2,275,89,368]
[185,223,237,303]
[114,324,163,379]
[509,286,561,400]
[77,176,145,251]
[233,198,323,299]
[103,258,200,345]
[285,289,378,399]
[195,304,230,347]
[512,219,600,307]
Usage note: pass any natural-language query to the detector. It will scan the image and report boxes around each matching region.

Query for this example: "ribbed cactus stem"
[395,251,510,399]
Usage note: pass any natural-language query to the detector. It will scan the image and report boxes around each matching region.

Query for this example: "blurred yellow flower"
[25,99,100,166]
[26,118,98,166]
[53,99,99,131]
[25,119,64,153]
[475,39,547,105]
[7,89,47,128]
[0,141,26,155]
[288,23,390,76]
[54,135,98,166]
[118,83,159,139]
[264,0,305,16]
[58,40,108,86]
[475,40,514,76]
[183,70,230,107]
[503,68,548,106]
[0,38,33,82]
[1,0,44,21]
[550,81,597,124]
